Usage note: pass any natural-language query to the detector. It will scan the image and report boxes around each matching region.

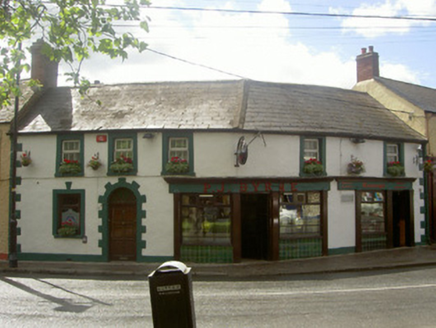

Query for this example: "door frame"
[99,178,146,262]
[108,188,137,261]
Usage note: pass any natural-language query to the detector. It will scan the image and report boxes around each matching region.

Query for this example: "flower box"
[387,161,405,176]
[166,157,189,174]
[59,159,82,175]
[57,222,78,237]
[110,156,134,173]
[303,158,324,176]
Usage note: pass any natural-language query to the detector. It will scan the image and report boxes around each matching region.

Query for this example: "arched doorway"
[109,188,137,261]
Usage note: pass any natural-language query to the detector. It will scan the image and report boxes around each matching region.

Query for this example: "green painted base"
[328,247,356,256]
[181,245,233,263]
[279,238,322,260]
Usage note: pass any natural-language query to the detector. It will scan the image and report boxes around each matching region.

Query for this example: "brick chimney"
[30,39,58,88]
[356,46,379,83]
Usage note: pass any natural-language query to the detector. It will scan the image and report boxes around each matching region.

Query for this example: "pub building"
[13,78,427,264]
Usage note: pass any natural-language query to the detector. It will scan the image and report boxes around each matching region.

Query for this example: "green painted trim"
[16,177,21,185]
[98,178,147,262]
[52,189,85,238]
[162,131,195,176]
[338,180,413,191]
[16,194,21,202]
[421,220,426,229]
[55,134,84,177]
[384,141,405,177]
[420,206,425,214]
[16,227,21,236]
[18,253,105,262]
[419,178,424,186]
[328,247,356,255]
[299,136,327,177]
[17,143,23,152]
[107,132,138,176]
[15,210,20,219]
[169,180,331,193]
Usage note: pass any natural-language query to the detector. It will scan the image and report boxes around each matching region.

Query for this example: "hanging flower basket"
[387,161,405,176]
[20,150,32,167]
[87,153,102,170]
[303,158,324,176]
[424,159,435,173]
[165,157,189,174]
[109,156,134,173]
[59,159,82,175]
[347,156,365,175]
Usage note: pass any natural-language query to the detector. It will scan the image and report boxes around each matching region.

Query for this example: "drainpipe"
[8,43,21,268]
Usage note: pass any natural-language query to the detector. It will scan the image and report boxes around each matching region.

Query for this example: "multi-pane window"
[304,139,319,161]
[181,194,231,246]
[169,137,189,161]
[55,193,82,238]
[279,192,321,237]
[114,138,133,160]
[386,143,399,163]
[62,140,80,161]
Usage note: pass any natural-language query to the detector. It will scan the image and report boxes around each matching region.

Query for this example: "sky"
[55,0,436,90]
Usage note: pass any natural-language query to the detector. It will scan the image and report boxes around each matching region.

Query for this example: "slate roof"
[374,77,436,114]
[18,79,425,142]
[0,81,36,123]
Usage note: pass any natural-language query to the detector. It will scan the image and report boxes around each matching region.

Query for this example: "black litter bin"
[148,261,196,328]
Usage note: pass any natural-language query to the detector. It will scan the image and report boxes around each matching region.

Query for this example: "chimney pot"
[361,48,367,54]
[368,45,374,52]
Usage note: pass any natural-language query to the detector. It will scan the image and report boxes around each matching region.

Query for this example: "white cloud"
[380,62,422,84]
[337,0,436,38]
[53,0,425,90]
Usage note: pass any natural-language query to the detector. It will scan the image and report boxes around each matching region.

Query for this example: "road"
[0,266,436,327]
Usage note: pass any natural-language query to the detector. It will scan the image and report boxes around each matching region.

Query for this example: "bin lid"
[149,261,191,276]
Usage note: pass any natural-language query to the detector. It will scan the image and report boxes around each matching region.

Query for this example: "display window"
[181,194,231,246]
[279,192,321,238]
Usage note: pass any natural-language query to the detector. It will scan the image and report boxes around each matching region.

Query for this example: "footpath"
[1,245,435,279]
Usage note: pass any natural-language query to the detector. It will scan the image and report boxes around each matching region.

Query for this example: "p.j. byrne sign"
[169,180,330,193]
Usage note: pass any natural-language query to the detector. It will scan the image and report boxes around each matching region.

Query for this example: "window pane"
[280,192,321,238]
[361,203,385,233]
[57,194,81,236]
[181,194,231,246]
[387,144,399,162]
[62,140,80,162]
[169,137,189,162]
[114,138,133,159]
[304,139,319,160]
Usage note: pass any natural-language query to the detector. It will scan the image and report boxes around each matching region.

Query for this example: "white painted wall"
[15,132,426,258]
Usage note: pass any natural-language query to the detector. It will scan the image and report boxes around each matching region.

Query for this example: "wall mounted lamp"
[143,133,155,139]
[350,138,365,144]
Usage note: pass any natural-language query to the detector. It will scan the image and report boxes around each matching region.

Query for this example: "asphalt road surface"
[0,266,436,327]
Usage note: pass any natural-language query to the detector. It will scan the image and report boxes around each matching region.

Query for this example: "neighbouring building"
[12,68,427,263]
[0,39,56,261]
[353,45,436,244]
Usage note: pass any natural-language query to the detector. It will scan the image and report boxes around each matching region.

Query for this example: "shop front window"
[360,191,387,251]
[279,192,321,238]
[181,194,231,245]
